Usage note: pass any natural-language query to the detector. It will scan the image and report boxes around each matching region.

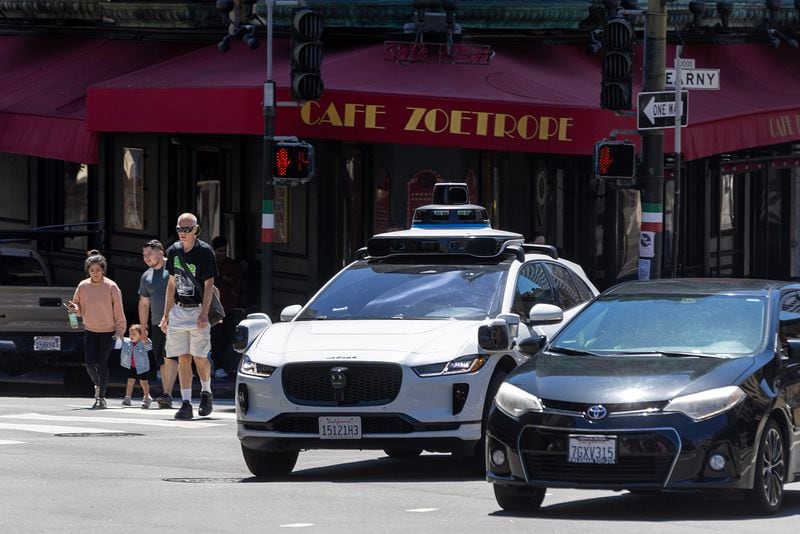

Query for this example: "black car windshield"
[296,259,509,321]
[550,293,768,357]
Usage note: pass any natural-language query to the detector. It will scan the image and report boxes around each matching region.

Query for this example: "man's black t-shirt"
[166,239,218,306]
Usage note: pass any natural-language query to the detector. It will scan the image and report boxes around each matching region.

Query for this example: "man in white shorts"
[160,212,218,420]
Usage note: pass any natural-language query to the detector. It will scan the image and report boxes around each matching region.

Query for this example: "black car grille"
[282,363,402,406]
[520,427,678,485]
[542,398,668,414]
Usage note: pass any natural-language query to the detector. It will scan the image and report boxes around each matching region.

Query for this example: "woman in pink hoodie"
[67,254,127,408]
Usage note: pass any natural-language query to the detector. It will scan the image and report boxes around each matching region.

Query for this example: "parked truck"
[0,247,88,388]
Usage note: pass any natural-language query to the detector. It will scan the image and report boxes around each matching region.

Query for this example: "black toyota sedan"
[486,279,800,515]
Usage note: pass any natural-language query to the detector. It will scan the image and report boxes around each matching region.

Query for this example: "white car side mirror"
[529,303,564,325]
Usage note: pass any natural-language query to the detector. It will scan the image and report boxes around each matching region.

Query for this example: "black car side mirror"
[232,324,249,353]
[518,335,547,355]
[479,323,510,351]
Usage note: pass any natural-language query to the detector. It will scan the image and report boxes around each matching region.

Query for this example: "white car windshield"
[296,259,509,321]
[551,293,768,357]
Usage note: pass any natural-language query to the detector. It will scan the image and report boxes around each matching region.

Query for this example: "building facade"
[1,0,800,319]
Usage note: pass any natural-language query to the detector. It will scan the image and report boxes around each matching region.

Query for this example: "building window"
[64,163,89,251]
[0,153,30,223]
[122,147,145,230]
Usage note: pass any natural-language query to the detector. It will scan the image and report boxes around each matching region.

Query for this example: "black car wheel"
[493,484,546,512]
[241,444,299,478]
[746,419,785,515]
[383,448,423,458]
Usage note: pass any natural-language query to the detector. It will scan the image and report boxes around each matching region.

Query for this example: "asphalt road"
[2,396,800,534]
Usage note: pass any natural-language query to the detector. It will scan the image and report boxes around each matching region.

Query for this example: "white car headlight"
[412,354,488,377]
[494,382,543,418]
[664,385,746,421]
[238,354,276,378]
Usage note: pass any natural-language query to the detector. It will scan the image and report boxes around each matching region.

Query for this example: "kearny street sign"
[665,68,720,90]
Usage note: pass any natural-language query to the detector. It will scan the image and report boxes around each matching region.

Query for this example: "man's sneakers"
[156,394,173,409]
[174,401,193,420]
[199,391,214,417]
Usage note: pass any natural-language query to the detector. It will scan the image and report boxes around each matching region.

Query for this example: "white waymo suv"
[234,183,598,477]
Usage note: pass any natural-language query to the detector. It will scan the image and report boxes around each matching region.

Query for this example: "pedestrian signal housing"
[594,140,636,179]
[273,141,315,182]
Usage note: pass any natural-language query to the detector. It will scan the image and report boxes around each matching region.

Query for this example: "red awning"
[88,40,634,156]
[671,43,800,160]
[86,39,800,160]
[0,37,201,163]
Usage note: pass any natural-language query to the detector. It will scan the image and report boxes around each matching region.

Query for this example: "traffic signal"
[600,16,634,110]
[594,140,636,179]
[272,141,315,182]
[290,8,324,101]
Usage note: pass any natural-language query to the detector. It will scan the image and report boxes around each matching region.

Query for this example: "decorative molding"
[0,0,796,31]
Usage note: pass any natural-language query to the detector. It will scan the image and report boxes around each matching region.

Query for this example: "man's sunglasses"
[175,226,196,234]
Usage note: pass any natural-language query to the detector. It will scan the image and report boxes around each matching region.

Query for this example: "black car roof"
[606,278,798,297]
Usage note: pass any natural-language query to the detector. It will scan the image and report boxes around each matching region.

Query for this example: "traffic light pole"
[260,1,280,317]
[639,0,667,280]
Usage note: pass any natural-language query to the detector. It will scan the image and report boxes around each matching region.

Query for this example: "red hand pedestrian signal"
[271,141,315,182]
[593,140,635,179]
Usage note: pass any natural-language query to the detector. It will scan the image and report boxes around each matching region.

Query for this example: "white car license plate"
[33,336,61,351]
[318,416,362,440]
[568,435,616,464]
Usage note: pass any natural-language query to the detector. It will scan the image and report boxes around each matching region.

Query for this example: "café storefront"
[3,35,800,315]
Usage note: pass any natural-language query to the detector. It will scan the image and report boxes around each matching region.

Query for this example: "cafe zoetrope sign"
[278,91,633,156]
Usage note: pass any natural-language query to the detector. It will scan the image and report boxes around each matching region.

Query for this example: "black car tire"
[383,448,423,458]
[241,444,299,478]
[493,484,546,512]
[746,419,785,515]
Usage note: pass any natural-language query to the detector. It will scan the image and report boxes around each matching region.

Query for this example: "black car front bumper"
[486,404,760,491]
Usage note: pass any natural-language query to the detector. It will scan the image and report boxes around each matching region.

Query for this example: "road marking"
[1,413,224,429]
[66,405,238,420]
[279,524,315,528]
[0,422,119,434]
[0,439,26,445]
[406,508,438,513]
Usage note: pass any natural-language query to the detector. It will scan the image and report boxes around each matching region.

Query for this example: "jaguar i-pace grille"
[282,363,402,406]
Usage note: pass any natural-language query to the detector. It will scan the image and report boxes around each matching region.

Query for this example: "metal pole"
[640,0,667,280]
[261,1,276,316]
[671,45,683,278]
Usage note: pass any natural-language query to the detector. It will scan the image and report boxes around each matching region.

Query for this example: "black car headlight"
[238,354,276,378]
[664,385,746,421]
[494,382,544,418]
[412,354,488,377]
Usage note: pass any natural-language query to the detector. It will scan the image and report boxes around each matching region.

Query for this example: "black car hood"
[507,352,758,404]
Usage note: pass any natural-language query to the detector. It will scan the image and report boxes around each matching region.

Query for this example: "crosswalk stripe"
[0,413,224,429]
[65,404,238,420]
[0,422,120,434]
[0,439,26,445]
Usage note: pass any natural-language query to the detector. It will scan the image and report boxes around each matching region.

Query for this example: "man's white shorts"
[166,305,211,358]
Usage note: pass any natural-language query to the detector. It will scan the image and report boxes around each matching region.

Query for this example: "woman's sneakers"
[92,397,107,409]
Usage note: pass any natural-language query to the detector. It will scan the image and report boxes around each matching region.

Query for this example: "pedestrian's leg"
[95,333,114,403]
[123,378,134,405]
[190,325,213,416]
[140,378,151,408]
[83,332,101,393]
[161,358,178,398]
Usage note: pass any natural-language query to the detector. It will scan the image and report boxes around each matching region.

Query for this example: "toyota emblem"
[585,404,608,421]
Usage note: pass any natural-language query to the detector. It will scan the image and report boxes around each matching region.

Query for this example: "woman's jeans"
[84,331,115,397]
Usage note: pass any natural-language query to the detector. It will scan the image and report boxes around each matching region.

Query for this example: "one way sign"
[637,90,688,130]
